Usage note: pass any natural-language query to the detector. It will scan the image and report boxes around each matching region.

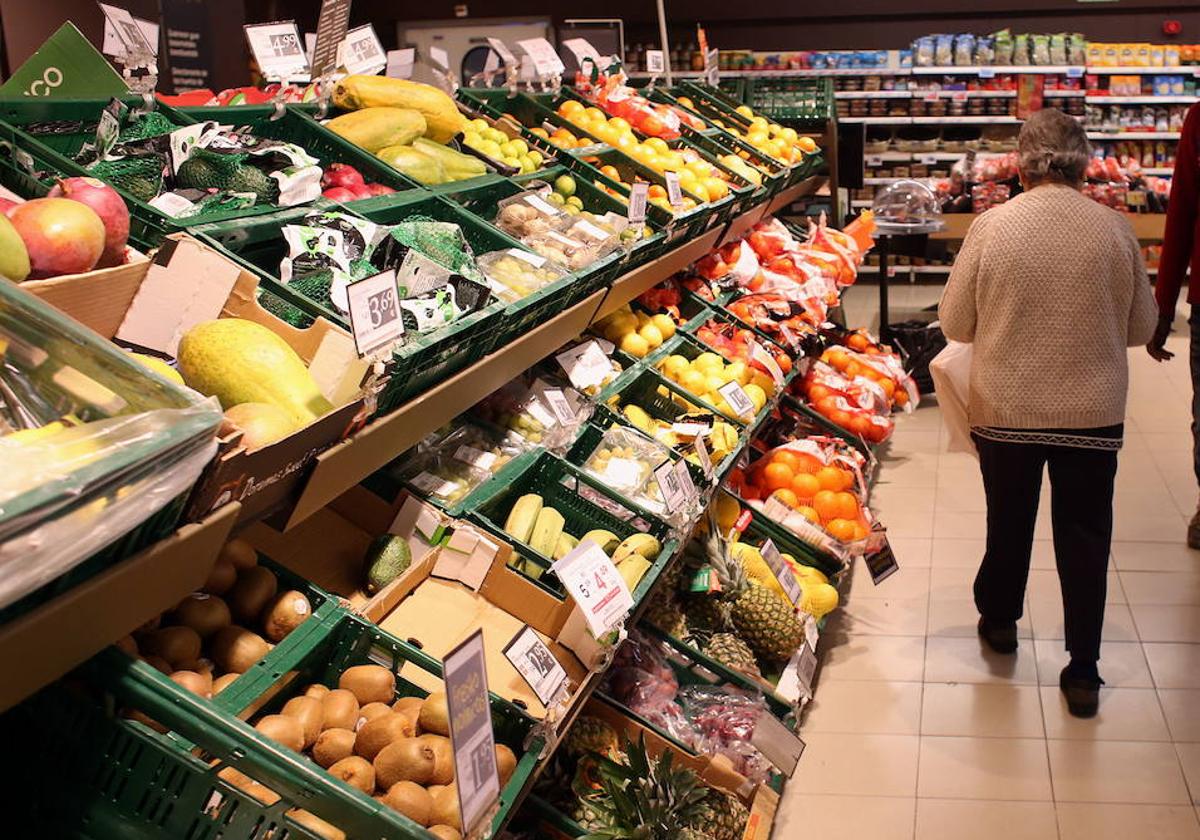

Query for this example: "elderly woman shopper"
[938,108,1157,717]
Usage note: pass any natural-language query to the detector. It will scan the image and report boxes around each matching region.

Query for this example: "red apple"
[10,197,106,278]
[321,163,364,189]
[364,183,396,196]
[47,177,130,268]
[322,186,356,203]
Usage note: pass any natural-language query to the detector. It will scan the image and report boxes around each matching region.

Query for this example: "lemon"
[693,352,724,374]
[680,369,707,394]
[619,332,650,358]
[638,323,664,349]
[743,383,767,412]
[661,354,689,380]
[650,314,676,340]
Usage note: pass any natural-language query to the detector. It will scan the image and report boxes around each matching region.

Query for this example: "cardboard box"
[24,233,370,526]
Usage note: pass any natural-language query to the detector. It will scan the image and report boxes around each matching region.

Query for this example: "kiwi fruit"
[255,714,304,752]
[178,657,215,676]
[374,737,436,789]
[354,713,414,761]
[114,635,138,657]
[321,689,360,731]
[281,695,324,748]
[218,766,281,805]
[495,744,517,787]
[173,593,232,638]
[356,702,393,730]
[287,809,345,840]
[304,683,331,700]
[327,756,375,795]
[428,827,461,840]
[418,734,454,785]
[229,566,278,624]
[212,673,241,695]
[339,664,395,705]
[428,784,461,830]
[142,626,202,669]
[210,626,271,674]
[262,590,312,642]
[312,728,356,768]
[418,692,450,736]
[140,655,172,675]
[220,538,258,571]
[392,696,423,729]
[383,781,432,826]
[203,559,237,595]
[169,670,213,698]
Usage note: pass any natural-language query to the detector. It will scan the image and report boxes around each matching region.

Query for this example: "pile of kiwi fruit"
[116,538,313,718]
[224,663,516,839]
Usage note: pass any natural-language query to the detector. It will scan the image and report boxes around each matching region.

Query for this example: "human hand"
[1147,314,1175,361]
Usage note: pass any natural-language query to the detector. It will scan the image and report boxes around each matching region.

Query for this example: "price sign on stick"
[751,709,805,776]
[487,37,517,68]
[645,50,665,74]
[310,0,351,79]
[704,48,719,86]
[245,21,309,82]
[98,4,156,68]
[346,270,404,357]
[385,48,415,79]
[627,181,649,224]
[719,381,756,420]
[444,630,502,836]
[516,37,565,77]
[503,624,568,705]
[562,38,602,70]
[694,432,713,477]
[865,536,900,585]
[429,46,450,71]
[654,459,692,512]
[664,171,683,209]
[556,341,611,391]
[553,540,634,636]
[341,24,386,76]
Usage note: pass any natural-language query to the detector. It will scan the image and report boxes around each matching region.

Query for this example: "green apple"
[0,214,31,282]
[553,174,577,198]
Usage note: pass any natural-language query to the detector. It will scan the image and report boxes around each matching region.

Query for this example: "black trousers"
[972,431,1119,664]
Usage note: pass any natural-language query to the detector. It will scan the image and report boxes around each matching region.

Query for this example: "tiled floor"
[776,286,1200,838]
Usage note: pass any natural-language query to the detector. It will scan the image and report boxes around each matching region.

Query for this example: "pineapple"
[704,530,805,663]
[701,632,761,680]
[688,788,749,840]
[566,715,622,760]
[644,589,689,639]
[682,592,732,635]
[659,558,684,596]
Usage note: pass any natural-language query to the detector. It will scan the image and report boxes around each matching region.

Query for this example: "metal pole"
[656,0,672,85]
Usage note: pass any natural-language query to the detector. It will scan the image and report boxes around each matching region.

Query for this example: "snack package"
[955,34,975,67]
[392,419,528,505]
[992,29,1014,65]
[494,188,572,238]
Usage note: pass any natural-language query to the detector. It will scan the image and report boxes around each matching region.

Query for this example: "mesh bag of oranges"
[725,438,874,559]
[793,360,896,444]
[811,343,918,414]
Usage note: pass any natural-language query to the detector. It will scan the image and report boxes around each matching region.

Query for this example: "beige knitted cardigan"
[938,183,1158,430]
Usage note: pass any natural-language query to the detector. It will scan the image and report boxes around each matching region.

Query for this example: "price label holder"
[346,270,404,358]
[654,458,697,513]
[864,535,900,585]
[552,540,634,637]
[245,21,310,83]
[386,48,415,79]
[517,37,565,88]
[427,45,458,93]
[751,709,805,776]
[541,388,577,426]
[748,340,785,387]
[310,0,351,80]
[664,170,684,210]
[761,539,803,606]
[503,624,568,705]
[556,341,611,391]
[645,49,666,74]
[627,181,649,225]
[444,630,502,837]
[918,153,939,165]
[866,155,883,167]
[1066,66,1084,78]
[342,24,386,76]
[481,37,519,89]
[694,432,713,478]
[704,48,720,86]
[562,37,603,75]
[979,67,996,79]
[98,2,157,88]
[718,381,755,420]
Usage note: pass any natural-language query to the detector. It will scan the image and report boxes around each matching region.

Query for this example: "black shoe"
[1060,666,1104,718]
[977,616,1018,654]
[1188,507,1200,550]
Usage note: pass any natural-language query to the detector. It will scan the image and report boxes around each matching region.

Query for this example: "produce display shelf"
[0,503,240,712]
[839,116,914,124]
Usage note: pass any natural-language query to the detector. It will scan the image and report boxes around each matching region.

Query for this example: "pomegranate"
[321,186,357,203]
[364,183,396,197]
[321,163,364,190]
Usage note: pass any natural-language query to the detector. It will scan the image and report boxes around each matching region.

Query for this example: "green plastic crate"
[176,103,423,213]
[0,98,325,246]
[5,612,538,839]
[193,193,513,416]
[679,300,801,388]
[467,450,678,603]
[643,332,775,429]
[456,88,583,164]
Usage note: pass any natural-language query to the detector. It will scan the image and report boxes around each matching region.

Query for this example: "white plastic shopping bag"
[929,340,975,457]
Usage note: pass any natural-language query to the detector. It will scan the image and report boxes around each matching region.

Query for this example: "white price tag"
[704,48,719,86]
[627,181,649,224]
[664,171,683,209]
[516,37,565,77]
[1066,66,1084,78]
[245,22,310,82]
[762,494,791,522]
[347,270,404,357]
[694,432,713,477]
[385,48,415,79]
[509,247,547,268]
[563,38,603,70]
[919,153,939,165]
[805,614,820,653]
[503,625,568,705]
[487,38,516,69]
[552,540,634,636]
[672,420,711,437]
[866,155,883,166]
[645,49,665,74]
[751,709,806,777]
[542,389,577,425]
[526,398,558,429]
[454,445,498,471]
[978,67,996,79]
[429,46,450,71]
[749,340,785,387]
[556,341,612,391]
[761,539,803,606]
[341,24,386,76]
[444,631,502,835]
[604,457,644,489]
[718,381,755,419]
[99,3,157,67]
[655,458,698,510]
[411,471,458,498]
[524,193,564,217]
[572,219,610,243]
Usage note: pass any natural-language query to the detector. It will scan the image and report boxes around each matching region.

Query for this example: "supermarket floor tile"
[783,315,1200,827]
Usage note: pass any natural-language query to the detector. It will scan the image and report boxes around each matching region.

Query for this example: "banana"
[616,555,652,592]
[504,494,543,543]
[611,533,662,564]
[507,555,545,580]
[622,404,655,435]
[579,529,621,555]
[529,506,565,556]
[553,532,579,561]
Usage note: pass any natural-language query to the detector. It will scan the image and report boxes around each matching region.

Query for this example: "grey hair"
[1017,108,1091,186]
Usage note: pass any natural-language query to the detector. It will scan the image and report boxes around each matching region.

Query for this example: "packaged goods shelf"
[1086,131,1181,139]
[1085,95,1199,104]
[834,90,915,99]
[910,65,1085,75]
[1087,66,1200,75]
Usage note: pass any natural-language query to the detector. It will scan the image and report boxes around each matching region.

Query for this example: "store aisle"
[776,292,1200,839]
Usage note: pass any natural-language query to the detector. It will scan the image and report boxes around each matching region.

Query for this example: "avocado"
[227,164,278,202]
[365,535,412,593]
[176,156,221,190]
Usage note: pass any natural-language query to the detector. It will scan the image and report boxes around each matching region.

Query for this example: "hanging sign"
[244,21,309,82]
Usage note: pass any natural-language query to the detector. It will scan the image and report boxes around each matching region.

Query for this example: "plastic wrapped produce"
[476,248,568,303]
